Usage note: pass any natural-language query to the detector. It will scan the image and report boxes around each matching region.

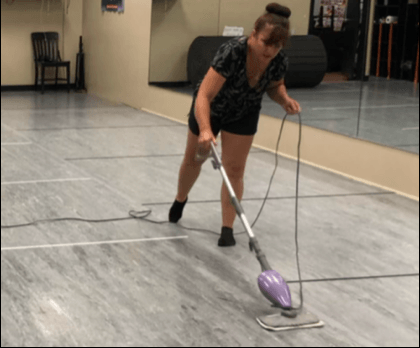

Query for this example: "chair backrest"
[31,32,61,63]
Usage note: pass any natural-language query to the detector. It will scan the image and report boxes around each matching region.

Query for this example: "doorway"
[308,0,370,82]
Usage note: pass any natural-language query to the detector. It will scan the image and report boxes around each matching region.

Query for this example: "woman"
[169,3,301,247]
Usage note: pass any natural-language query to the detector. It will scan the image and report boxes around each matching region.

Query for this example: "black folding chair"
[31,32,71,94]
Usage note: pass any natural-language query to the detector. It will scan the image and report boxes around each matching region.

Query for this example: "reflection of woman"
[169,3,301,247]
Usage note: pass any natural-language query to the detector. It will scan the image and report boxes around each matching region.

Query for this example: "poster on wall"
[102,0,125,12]
[321,0,348,31]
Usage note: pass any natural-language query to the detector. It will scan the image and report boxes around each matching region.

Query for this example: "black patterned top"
[192,36,289,125]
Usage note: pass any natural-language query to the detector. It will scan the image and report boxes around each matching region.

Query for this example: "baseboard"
[252,142,419,202]
[1,84,76,92]
[148,82,191,88]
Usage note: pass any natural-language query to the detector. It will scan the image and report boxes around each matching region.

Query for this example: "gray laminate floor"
[1,91,419,347]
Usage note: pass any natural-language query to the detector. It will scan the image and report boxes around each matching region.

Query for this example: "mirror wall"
[149,0,419,154]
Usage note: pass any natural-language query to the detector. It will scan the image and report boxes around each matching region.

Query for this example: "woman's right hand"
[196,130,217,161]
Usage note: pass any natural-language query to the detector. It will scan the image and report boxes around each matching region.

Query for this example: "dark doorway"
[308,0,371,81]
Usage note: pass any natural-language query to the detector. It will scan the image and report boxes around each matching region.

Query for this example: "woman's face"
[249,25,283,63]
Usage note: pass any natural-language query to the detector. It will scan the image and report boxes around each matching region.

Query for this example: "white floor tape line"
[1,236,189,252]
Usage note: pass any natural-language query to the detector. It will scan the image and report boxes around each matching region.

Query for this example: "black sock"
[218,226,236,247]
[169,197,188,223]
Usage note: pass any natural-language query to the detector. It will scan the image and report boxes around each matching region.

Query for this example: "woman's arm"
[267,79,301,114]
[195,67,227,133]
[266,79,288,104]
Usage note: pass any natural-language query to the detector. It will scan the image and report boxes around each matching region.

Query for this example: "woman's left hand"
[281,97,302,115]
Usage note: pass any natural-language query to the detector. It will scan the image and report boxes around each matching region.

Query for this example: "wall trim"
[1,84,76,92]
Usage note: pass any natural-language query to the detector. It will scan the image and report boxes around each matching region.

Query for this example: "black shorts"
[188,104,260,137]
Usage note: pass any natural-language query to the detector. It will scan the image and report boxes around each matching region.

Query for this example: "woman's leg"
[220,131,254,229]
[170,128,207,223]
[175,129,207,202]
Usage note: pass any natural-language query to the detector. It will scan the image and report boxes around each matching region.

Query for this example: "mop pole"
[210,143,272,272]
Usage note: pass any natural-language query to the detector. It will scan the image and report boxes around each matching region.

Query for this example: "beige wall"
[0,0,82,86]
[150,0,310,82]
[150,0,220,83]
[81,0,148,106]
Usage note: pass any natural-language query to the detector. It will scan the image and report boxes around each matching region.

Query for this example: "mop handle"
[210,142,254,237]
[210,143,272,272]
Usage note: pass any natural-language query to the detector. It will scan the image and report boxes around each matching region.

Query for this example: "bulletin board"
[321,0,349,31]
[102,0,124,12]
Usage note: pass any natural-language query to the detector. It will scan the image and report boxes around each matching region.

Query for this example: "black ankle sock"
[169,197,188,223]
[218,226,236,247]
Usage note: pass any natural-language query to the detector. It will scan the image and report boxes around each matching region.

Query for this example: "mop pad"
[256,309,325,332]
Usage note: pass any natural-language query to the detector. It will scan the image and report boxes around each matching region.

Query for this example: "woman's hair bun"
[266,3,291,19]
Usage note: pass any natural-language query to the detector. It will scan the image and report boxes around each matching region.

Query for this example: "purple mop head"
[258,270,292,309]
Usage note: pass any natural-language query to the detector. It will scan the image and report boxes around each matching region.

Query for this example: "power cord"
[1,112,303,309]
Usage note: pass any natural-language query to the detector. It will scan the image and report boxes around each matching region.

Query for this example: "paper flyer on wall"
[321,0,348,31]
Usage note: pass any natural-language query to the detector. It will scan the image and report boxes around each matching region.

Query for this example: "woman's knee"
[184,155,205,168]
[220,131,253,181]
[183,129,205,167]
[223,161,245,180]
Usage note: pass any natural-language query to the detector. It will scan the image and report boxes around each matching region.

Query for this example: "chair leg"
[41,65,46,95]
[55,66,59,89]
[67,64,70,93]
[34,65,38,91]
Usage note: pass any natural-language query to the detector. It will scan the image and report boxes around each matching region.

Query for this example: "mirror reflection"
[149,0,419,154]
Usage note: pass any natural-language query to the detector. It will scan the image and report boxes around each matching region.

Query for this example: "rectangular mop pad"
[256,309,325,332]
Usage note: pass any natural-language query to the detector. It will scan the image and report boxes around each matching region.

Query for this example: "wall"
[150,0,220,83]
[81,0,148,107]
[1,0,83,86]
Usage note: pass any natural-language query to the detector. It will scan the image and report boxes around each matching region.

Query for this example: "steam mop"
[210,142,324,331]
